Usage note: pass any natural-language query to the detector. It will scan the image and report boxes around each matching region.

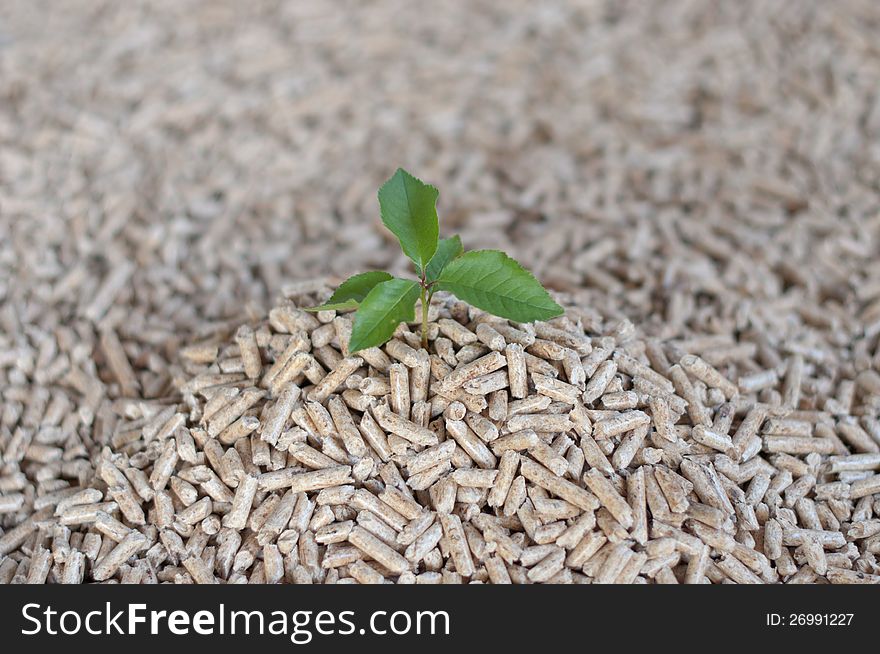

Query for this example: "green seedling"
[307,168,563,353]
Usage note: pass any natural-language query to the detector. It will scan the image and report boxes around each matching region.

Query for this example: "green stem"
[420,285,429,349]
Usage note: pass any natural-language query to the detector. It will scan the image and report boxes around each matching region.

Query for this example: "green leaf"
[348,278,421,352]
[425,235,463,281]
[304,271,393,312]
[378,168,439,271]
[437,250,564,322]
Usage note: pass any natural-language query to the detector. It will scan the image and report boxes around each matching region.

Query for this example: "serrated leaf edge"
[304,271,393,312]
[437,249,563,320]
[348,278,420,353]
[378,168,439,271]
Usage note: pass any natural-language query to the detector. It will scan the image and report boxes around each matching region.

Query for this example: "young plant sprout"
[307,168,563,352]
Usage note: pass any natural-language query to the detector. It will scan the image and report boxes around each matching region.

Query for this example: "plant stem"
[420,284,429,349]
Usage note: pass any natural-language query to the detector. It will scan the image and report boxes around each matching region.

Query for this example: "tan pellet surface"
[2,1,880,584]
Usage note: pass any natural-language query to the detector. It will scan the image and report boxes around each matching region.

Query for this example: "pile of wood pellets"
[3,287,878,584]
